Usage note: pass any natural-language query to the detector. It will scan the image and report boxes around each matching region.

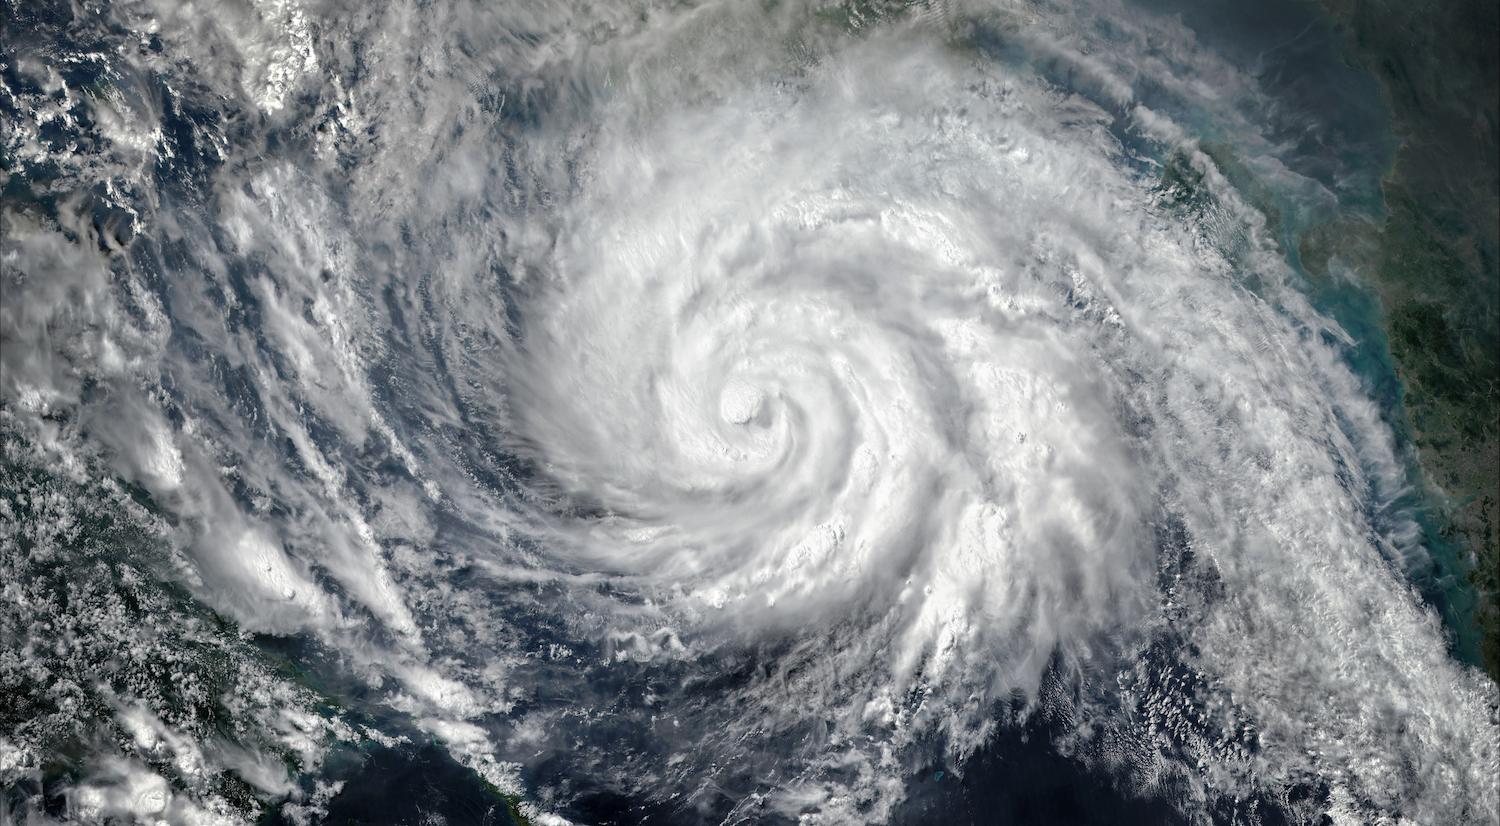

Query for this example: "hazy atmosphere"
[3,0,1498,823]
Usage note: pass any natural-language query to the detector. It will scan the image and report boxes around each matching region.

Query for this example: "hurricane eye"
[5,2,1492,823]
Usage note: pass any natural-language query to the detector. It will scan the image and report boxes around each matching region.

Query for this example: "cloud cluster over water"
[3,0,1496,822]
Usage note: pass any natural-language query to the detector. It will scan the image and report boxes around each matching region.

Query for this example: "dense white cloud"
[2,0,1495,823]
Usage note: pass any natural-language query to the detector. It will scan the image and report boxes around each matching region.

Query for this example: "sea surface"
[2,0,1496,824]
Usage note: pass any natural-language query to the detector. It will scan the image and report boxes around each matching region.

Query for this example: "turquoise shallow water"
[995,0,1487,670]
[1135,0,1485,668]
[1296,250,1487,667]
[5,0,1494,822]
[883,4,1491,821]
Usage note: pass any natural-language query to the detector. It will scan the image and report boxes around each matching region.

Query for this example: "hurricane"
[3,0,1497,823]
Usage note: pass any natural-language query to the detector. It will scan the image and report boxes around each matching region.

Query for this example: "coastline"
[1316,0,1500,681]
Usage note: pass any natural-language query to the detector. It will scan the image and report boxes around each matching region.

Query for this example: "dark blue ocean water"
[281,2,1477,821]
[3,0,1483,822]
[888,1,1485,821]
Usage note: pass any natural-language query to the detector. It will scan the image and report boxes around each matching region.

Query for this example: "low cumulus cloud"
[2,0,1495,823]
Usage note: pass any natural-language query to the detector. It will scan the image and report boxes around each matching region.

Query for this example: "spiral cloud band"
[515,40,1158,706]
[2,0,1496,823]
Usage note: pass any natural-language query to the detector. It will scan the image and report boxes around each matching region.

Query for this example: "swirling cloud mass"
[2,0,1496,823]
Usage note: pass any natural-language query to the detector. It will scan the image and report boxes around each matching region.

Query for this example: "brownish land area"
[1316,0,1500,679]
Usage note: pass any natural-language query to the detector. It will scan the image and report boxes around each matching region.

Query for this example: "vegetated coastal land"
[1316,0,1500,680]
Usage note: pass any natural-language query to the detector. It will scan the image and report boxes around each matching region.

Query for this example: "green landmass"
[1314,0,1500,680]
